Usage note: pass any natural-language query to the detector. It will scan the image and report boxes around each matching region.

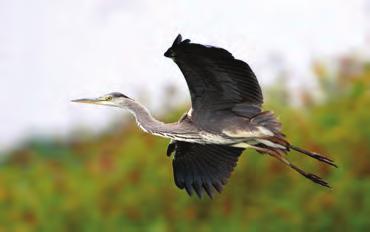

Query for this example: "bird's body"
[129,100,280,147]
[73,35,336,198]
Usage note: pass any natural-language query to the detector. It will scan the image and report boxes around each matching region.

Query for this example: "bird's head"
[72,92,132,108]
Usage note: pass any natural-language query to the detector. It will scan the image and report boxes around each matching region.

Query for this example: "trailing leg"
[259,136,337,168]
[289,144,337,168]
[252,144,331,188]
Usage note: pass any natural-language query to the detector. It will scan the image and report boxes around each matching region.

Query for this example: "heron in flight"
[72,35,336,198]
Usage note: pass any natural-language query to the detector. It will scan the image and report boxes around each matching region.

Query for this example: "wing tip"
[173,34,183,46]
[164,34,191,58]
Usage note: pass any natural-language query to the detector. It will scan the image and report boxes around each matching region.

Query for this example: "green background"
[1,57,369,231]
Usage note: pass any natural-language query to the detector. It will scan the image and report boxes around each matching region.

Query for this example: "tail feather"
[251,111,282,134]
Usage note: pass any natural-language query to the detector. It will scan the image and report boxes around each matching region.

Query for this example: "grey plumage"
[72,34,336,198]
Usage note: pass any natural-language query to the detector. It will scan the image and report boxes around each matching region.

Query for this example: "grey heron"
[72,34,336,198]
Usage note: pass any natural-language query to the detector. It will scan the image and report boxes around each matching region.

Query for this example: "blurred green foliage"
[1,57,370,232]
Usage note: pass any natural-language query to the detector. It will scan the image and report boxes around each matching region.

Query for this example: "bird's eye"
[106,96,113,101]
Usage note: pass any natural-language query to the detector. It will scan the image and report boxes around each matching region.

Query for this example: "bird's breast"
[199,131,236,144]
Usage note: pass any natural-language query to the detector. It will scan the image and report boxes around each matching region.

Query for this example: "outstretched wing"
[167,141,244,198]
[164,34,263,121]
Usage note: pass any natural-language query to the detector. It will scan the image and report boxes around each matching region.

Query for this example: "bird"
[72,34,336,198]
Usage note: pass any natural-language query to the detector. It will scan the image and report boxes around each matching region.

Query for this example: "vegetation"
[1,57,369,231]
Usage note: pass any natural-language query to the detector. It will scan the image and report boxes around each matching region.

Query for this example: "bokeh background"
[1,0,370,231]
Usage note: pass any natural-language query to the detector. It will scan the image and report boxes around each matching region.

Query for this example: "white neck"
[123,100,172,134]
[119,100,200,141]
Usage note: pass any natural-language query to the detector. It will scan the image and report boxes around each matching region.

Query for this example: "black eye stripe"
[109,92,131,99]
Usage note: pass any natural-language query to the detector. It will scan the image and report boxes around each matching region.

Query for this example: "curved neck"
[124,100,171,134]
[121,100,201,141]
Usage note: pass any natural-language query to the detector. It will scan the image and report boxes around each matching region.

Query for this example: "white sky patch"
[0,0,368,150]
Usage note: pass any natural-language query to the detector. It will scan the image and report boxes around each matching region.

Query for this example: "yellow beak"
[71,98,103,105]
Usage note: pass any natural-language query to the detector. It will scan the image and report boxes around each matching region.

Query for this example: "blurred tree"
[0,56,370,231]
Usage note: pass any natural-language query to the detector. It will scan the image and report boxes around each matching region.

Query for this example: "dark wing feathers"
[164,35,257,197]
[168,141,244,198]
[166,141,176,156]
[231,103,263,118]
[165,34,263,121]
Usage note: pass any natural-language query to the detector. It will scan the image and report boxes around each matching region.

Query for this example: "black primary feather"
[168,141,244,198]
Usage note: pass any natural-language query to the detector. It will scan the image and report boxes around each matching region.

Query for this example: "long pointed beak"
[71,98,102,104]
